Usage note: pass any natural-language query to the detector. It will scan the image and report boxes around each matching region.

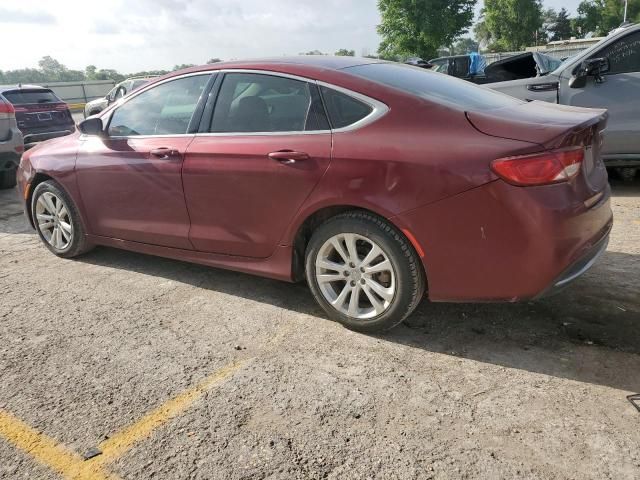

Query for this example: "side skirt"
[85,234,295,282]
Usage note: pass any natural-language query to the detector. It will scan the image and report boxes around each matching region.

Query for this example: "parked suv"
[487,23,640,181]
[84,77,156,118]
[0,96,24,189]
[0,86,75,150]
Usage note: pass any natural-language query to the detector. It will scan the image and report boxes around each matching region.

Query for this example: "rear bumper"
[0,127,23,169]
[602,155,640,168]
[534,230,609,299]
[23,127,75,149]
[395,179,613,302]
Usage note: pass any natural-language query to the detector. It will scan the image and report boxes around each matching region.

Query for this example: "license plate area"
[37,112,53,121]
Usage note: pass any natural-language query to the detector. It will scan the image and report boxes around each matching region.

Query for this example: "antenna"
[623,0,628,23]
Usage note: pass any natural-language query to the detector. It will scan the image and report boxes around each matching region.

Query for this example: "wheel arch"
[290,204,427,285]
[25,172,55,228]
[26,173,90,236]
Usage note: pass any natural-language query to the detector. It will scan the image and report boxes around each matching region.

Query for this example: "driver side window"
[108,75,210,136]
[596,31,640,75]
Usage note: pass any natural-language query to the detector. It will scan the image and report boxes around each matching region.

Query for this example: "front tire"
[305,211,425,333]
[31,180,92,258]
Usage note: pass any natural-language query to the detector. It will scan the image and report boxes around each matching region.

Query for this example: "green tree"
[483,0,543,50]
[300,50,326,55]
[206,58,222,63]
[85,65,97,80]
[172,64,196,71]
[452,37,479,54]
[550,7,573,40]
[334,48,355,56]
[575,0,640,36]
[36,55,84,81]
[377,0,476,61]
[473,17,491,47]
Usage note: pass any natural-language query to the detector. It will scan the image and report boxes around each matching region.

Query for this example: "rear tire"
[0,169,17,189]
[31,180,93,258]
[305,211,425,333]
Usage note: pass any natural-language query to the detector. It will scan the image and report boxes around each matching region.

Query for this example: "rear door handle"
[268,150,309,164]
[150,147,181,159]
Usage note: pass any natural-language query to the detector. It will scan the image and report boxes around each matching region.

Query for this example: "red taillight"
[54,103,69,111]
[0,101,15,114]
[491,147,584,186]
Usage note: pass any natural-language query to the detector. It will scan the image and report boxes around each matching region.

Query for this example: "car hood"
[86,97,107,109]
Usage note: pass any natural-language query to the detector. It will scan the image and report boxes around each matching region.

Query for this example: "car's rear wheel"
[31,180,92,258]
[305,211,425,332]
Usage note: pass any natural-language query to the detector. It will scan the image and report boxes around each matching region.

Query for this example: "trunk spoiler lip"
[466,101,608,149]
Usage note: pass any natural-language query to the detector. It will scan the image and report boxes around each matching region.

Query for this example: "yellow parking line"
[89,359,249,465]
[0,409,118,480]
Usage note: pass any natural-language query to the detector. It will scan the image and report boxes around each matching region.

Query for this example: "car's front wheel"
[31,180,92,258]
[305,211,425,332]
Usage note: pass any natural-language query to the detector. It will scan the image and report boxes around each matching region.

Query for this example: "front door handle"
[150,147,181,159]
[268,150,310,164]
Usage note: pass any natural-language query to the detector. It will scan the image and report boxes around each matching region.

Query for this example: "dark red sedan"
[16,57,613,332]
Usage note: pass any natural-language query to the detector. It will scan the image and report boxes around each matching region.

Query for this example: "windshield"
[345,62,523,111]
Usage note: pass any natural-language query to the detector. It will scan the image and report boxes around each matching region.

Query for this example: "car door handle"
[150,148,181,159]
[527,82,559,92]
[268,150,310,164]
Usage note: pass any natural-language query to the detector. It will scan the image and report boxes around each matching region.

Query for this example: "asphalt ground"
[0,178,639,479]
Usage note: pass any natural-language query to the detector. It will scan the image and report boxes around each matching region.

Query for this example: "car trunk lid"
[467,100,608,191]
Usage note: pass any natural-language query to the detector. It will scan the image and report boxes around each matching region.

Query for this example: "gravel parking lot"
[0,180,639,479]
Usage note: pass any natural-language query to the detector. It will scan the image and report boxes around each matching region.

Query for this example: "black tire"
[0,169,17,189]
[616,167,637,183]
[305,211,425,333]
[31,180,93,258]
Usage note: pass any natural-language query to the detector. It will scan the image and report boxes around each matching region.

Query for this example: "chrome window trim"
[101,68,389,140]
[315,80,389,133]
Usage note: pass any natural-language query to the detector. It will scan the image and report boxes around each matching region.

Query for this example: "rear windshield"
[345,63,523,111]
[2,89,60,105]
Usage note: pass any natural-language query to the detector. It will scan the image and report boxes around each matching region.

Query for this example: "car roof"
[170,55,383,77]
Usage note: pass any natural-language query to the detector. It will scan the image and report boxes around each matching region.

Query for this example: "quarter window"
[319,86,373,129]
[108,75,210,136]
[596,31,640,75]
[210,73,328,133]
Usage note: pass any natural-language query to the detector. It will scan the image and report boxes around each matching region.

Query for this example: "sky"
[0,0,582,73]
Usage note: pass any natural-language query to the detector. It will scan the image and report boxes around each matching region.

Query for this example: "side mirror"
[79,117,105,136]
[569,57,610,89]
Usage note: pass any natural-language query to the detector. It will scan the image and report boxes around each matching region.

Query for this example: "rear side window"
[3,89,60,105]
[319,86,373,129]
[210,73,328,133]
[346,63,523,111]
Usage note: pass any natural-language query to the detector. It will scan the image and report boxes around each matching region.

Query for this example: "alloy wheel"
[315,233,396,320]
[35,192,73,251]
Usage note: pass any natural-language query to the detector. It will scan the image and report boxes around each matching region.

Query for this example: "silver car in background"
[487,23,640,181]
[83,76,156,117]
